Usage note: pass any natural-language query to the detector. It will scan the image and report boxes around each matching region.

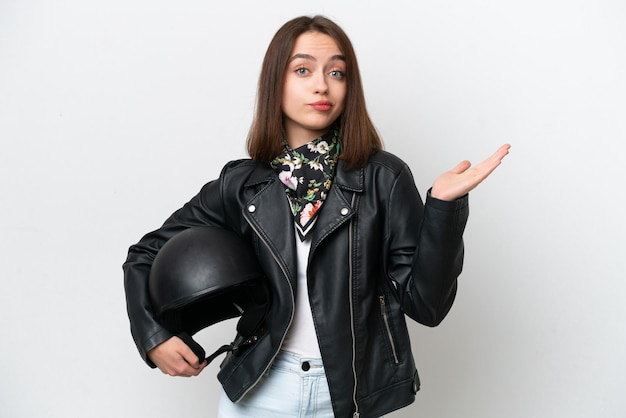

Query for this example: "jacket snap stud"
[340,208,349,216]
[248,204,256,213]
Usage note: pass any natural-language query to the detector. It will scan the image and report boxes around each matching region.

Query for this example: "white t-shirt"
[280,229,322,358]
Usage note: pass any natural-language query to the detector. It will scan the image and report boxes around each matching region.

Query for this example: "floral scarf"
[270,128,341,241]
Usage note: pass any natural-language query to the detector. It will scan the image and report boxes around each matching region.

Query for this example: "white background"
[1,0,625,417]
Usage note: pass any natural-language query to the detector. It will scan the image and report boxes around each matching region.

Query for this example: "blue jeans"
[218,351,382,418]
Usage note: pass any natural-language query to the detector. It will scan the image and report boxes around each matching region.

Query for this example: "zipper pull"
[353,413,360,418]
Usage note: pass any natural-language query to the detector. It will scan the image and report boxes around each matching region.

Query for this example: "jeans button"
[301,361,310,371]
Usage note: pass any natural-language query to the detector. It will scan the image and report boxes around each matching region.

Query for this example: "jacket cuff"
[425,188,469,211]
[140,328,174,369]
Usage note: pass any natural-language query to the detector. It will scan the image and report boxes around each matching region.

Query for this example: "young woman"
[123,15,510,418]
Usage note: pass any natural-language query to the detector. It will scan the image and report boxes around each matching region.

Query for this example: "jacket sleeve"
[387,164,469,327]
[122,174,230,367]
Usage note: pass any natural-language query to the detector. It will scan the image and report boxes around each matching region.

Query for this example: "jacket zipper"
[236,212,296,402]
[348,192,360,418]
[379,295,400,364]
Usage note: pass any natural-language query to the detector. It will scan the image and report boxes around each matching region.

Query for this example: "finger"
[490,143,511,162]
[169,356,205,377]
[450,160,471,174]
[475,144,511,174]
[183,360,207,377]
[177,345,206,376]
[159,359,195,377]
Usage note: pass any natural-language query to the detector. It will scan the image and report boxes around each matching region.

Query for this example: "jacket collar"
[334,160,364,192]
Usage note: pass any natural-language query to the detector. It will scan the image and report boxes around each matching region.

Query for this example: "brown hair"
[246,15,382,170]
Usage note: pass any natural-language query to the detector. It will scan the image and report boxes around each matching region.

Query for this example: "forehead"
[290,31,343,57]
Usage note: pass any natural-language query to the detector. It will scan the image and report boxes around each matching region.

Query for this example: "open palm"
[431,144,511,201]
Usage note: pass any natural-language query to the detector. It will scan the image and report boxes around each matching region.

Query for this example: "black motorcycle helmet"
[148,226,269,364]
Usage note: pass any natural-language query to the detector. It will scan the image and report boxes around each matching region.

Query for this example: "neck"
[284,124,329,149]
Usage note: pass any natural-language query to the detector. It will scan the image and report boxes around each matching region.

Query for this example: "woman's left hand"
[430,144,511,201]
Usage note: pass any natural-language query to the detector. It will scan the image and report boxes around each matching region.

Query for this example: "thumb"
[450,160,471,174]
[177,332,206,367]
[171,336,203,369]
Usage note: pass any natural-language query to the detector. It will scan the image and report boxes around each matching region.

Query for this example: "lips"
[310,101,332,111]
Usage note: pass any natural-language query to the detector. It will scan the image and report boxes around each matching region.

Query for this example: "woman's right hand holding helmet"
[148,336,208,377]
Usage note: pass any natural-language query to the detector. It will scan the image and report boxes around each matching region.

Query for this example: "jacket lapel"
[309,161,364,251]
[243,164,298,286]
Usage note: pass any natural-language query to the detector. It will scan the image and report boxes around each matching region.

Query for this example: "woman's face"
[282,31,346,149]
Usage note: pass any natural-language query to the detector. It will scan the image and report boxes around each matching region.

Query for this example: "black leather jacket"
[123,150,468,418]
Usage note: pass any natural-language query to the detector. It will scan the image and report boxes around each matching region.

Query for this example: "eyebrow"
[288,53,346,63]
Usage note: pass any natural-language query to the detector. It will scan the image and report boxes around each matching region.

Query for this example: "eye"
[295,67,309,76]
[329,70,345,79]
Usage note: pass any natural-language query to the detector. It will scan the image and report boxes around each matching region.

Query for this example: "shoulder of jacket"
[219,158,263,178]
[219,159,276,188]
[367,150,411,175]
[223,158,257,171]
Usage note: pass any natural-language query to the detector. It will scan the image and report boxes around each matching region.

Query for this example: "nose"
[312,72,328,94]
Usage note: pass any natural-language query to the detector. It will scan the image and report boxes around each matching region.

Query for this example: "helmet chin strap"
[177,298,268,365]
[176,331,231,365]
[178,331,261,366]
